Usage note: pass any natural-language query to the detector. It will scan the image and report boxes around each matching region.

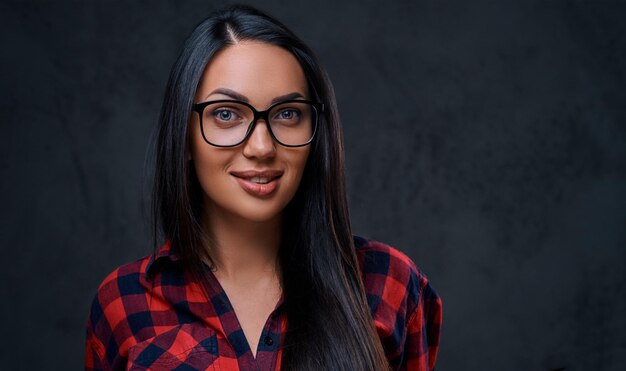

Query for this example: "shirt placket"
[251,306,283,370]
[201,266,283,371]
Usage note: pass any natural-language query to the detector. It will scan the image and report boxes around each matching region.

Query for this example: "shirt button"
[264,335,274,346]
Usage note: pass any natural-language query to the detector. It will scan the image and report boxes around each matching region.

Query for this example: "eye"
[276,109,300,120]
[214,109,237,121]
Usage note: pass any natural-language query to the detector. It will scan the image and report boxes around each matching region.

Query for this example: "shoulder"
[94,254,153,303]
[90,253,154,322]
[354,236,422,275]
[353,236,442,368]
[88,242,180,332]
[354,235,433,303]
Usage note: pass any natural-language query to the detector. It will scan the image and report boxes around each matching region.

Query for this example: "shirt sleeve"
[400,281,442,371]
[85,314,107,371]
[85,278,120,371]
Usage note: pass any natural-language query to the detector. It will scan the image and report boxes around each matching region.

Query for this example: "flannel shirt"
[85,236,442,370]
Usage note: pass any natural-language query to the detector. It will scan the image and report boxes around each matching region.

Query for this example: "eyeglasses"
[192,99,323,147]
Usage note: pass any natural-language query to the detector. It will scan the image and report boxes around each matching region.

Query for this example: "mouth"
[244,176,276,184]
[230,170,283,197]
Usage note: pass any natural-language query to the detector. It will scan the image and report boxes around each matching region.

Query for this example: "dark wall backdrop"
[1,0,625,370]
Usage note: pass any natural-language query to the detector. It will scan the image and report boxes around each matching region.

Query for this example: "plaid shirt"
[85,236,442,370]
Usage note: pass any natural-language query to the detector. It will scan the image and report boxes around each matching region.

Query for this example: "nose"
[242,119,276,160]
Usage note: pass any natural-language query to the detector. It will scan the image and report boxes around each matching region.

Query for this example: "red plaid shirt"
[85,236,442,370]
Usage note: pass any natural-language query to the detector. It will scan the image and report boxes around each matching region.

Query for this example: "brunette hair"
[153,5,389,370]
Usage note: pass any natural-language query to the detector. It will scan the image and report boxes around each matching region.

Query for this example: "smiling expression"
[189,41,311,224]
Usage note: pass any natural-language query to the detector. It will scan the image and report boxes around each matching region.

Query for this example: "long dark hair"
[153,5,389,370]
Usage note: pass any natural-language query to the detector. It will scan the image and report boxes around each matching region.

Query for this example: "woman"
[85,5,441,371]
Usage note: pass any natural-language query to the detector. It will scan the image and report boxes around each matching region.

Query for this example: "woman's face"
[189,41,311,224]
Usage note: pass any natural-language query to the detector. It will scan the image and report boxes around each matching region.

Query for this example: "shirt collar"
[145,240,286,313]
[146,240,181,278]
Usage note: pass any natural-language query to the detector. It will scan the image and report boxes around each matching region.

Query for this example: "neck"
[203,205,282,282]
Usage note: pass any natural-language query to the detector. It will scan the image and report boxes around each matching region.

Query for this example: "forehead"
[195,41,308,106]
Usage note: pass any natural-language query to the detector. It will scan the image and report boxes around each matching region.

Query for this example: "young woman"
[85,5,441,371]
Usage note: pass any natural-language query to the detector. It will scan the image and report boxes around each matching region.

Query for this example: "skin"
[188,41,311,357]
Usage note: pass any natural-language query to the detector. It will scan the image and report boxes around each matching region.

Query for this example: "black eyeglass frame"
[192,99,324,148]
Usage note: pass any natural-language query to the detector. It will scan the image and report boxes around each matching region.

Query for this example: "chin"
[233,209,283,224]
[214,198,286,224]
[246,200,287,221]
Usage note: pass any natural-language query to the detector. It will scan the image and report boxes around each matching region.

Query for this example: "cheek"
[191,150,237,215]
[189,128,233,196]
[192,148,233,183]
[296,150,310,176]
[286,148,311,186]
[190,119,223,168]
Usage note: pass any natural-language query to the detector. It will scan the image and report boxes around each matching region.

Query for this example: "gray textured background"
[1,1,625,370]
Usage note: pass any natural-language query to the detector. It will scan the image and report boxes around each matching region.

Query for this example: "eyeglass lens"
[200,101,316,146]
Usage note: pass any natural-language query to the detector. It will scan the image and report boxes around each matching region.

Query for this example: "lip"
[230,169,284,197]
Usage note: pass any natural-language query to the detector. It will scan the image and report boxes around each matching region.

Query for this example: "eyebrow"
[204,88,306,105]
[271,92,306,104]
